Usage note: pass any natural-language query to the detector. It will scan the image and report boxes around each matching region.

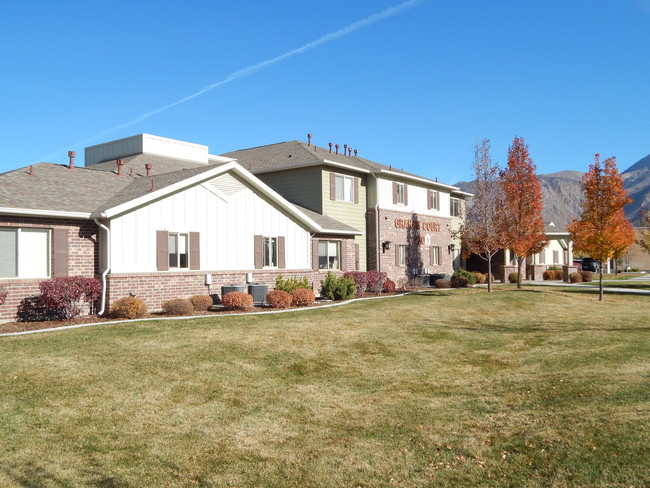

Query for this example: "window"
[539,250,546,264]
[397,245,407,266]
[430,246,441,266]
[319,240,340,269]
[264,237,278,267]
[0,228,50,278]
[335,175,354,202]
[450,197,460,217]
[396,183,406,204]
[168,233,189,269]
[553,250,559,264]
[429,190,440,210]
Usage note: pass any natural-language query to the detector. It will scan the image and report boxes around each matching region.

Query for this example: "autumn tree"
[455,139,508,291]
[568,154,635,301]
[500,137,548,289]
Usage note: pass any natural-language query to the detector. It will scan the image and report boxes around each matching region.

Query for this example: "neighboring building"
[621,228,650,271]
[222,137,471,285]
[0,134,360,322]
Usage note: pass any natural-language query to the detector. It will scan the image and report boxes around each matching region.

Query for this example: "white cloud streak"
[41,0,426,161]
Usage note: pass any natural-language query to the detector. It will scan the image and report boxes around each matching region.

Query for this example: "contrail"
[41,0,426,161]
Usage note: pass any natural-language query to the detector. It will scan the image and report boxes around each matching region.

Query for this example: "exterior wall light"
[382,241,392,251]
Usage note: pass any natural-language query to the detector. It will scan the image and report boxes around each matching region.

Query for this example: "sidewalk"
[519,275,650,295]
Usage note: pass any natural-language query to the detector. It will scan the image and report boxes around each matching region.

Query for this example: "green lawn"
[1,288,649,487]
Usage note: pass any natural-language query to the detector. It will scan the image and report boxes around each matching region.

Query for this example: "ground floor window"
[168,233,189,269]
[0,228,50,278]
[319,240,340,270]
[264,237,278,268]
[539,249,546,264]
[430,246,440,266]
[397,245,407,266]
[553,250,559,264]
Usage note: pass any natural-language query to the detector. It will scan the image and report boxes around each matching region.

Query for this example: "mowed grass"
[1,288,649,488]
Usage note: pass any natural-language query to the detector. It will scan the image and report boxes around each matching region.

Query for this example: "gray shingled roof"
[88,153,218,176]
[221,140,435,181]
[291,204,361,234]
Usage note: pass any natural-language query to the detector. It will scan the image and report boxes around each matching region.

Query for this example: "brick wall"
[0,216,99,322]
[366,208,454,284]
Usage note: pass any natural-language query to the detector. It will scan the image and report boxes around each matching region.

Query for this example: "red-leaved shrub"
[39,276,102,319]
[569,272,582,283]
[221,292,253,311]
[291,288,315,306]
[189,295,213,311]
[366,270,387,294]
[111,297,148,319]
[161,298,194,315]
[382,279,396,293]
[266,290,293,309]
[580,270,593,282]
[553,269,564,280]
[542,269,555,280]
[344,272,368,296]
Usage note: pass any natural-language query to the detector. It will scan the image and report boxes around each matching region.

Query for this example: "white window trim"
[0,227,51,279]
[168,232,189,269]
[396,182,406,205]
[318,240,340,270]
[263,236,278,268]
[398,244,407,267]
[335,175,354,202]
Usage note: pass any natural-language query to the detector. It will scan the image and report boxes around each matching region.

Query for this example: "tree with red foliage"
[568,154,635,301]
[500,137,548,289]
[455,139,508,291]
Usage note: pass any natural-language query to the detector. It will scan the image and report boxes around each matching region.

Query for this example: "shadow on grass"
[2,462,130,488]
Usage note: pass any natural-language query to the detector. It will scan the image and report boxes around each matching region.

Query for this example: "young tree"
[455,139,508,291]
[500,137,548,289]
[568,154,635,300]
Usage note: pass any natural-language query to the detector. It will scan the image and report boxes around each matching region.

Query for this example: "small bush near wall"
[508,272,521,284]
[569,272,583,283]
[452,269,477,286]
[543,269,556,280]
[553,269,564,280]
[17,295,66,322]
[451,276,469,288]
[111,297,148,320]
[344,272,368,296]
[321,272,356,301]
[434,279,451,289]
[0,286,7,307]
[472,272,487,284]
[275,275,310,293]
[222,292,254,311]
[189,295,213,311]
[580,271,593,282]
[161,298,194,316]
[291,288,315,307]
[366,271,387,295]
[39,276,102,319]
[266,290,293,309]
[382,279,396,293]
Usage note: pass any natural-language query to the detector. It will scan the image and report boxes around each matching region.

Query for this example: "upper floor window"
[428,190,440,211]
[335,175,354,202]
[450,197,461,217]
[396,183,406,205]
[168,233,189,269]
[318,240,340,270]
[0,228,50,278]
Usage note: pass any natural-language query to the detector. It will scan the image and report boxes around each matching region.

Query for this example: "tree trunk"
[487,254,493,292]
[599,260,604,301]
[517,256,524,290]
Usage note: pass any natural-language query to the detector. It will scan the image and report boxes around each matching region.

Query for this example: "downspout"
[93,216,110,316]
[372,173,380,272]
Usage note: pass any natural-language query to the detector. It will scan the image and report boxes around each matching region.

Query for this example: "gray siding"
[257,166,323,213]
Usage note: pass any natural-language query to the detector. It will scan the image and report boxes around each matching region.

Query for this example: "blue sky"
[1,0,649,184]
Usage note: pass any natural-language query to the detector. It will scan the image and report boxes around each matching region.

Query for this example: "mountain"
[455,155,650,228]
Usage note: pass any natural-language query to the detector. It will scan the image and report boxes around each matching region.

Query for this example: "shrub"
[16,295,66,322]
[569,272,583,283]
[111,296,148,319]
[452,269,477,285]
[547,265,561,270]
[472,272,487,284]
[344,272,368,296]
[434,278,451,289]
[161,298,194,316]
[39,276,102,319]
[266,290,293,309]
[291,288,315,306]
[553,269,564,280]
[542,269,556,280]
[580,270,593,282]
[382,279,396,293]
[320,272,356,300]
[366,270,387,294]
[275,274,310,293]
[221,292,254,311]
[451,276,469,288]
[189,295,213,311]
[0,285,7,306]
[508,272,521,284]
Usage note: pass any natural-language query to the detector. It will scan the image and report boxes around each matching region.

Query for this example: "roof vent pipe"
[29,165,34,176]
[67,151,76,170]
[329,142,333,153]
[354,149,358,156]
[307,133,312,146]
[150,179,156,192]
[348,148,352,156]
[344,144,348,155]
[116,159,124,176]
[145,163,152,176]
[129,168,134,177]
[335,144,339,155]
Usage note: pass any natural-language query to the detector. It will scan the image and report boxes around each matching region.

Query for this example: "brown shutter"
[52,228,69,277]
[430,246,434,266]
[312,239,319,271]
[189,232,200,270]
[392,182,398,204]
[330,173,336,200]
[427,189,433,210]
[354,178,359,204]
[254,235,263,269]
[395,245,400,266]
[404,184,409,206]
[278,236,286,269]
[339,241,347,271]
[157,230,169,271]
[355,243,360,271]
[435,191,440,210]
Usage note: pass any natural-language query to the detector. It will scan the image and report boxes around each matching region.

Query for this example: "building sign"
[394,218,440,232]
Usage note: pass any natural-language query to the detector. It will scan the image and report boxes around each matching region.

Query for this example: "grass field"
[1,288,649,487]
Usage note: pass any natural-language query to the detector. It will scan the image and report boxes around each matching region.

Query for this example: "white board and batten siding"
[376,176,451,216]
[109,172,311,273]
